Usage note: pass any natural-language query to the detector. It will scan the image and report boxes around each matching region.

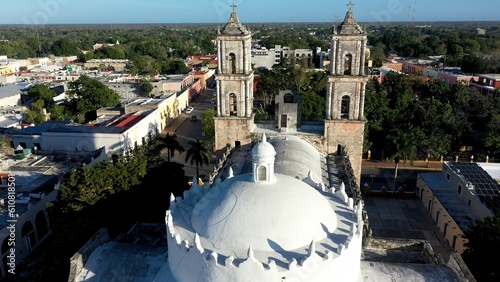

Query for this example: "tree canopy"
[26,84,56,106]
[67,75,121,121]
[462,214,500,281]
[364,72,500,161]
[185,139,211,179]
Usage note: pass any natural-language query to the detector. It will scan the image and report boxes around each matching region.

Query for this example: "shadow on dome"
[267,238,303,263]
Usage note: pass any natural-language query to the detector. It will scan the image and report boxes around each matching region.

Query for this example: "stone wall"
[325,120,365,185]
[67,229,110,282]
[214,116,254,152]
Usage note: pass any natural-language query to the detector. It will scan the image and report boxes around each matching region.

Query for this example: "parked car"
[186,106,194,113]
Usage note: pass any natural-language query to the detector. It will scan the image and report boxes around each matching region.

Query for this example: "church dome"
[190,173,338,252]
[166,134,364,282]
[251,133,276,159]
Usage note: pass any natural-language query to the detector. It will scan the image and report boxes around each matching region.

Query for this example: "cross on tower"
[347,1,354,10]
[231,2,237,12]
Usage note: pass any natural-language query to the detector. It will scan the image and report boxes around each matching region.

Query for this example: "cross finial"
[231,2,237,12]
[347,1,354,10]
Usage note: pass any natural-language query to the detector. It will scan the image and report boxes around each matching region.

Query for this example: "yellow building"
[417,161,498,254]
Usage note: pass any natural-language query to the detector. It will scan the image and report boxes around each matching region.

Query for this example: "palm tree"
[157,133,185,162]
[185,139,211,180]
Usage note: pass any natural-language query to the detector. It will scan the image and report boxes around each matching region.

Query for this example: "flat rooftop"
[0,83,26,100]
[15,110,153,136]
[419,172,481,231]
[0,154,85,230]
[481,74,500,80]
[126,99,164,107]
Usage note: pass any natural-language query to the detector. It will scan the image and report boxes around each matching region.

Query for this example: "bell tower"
[325,2,368,184]
[214,4,254,151]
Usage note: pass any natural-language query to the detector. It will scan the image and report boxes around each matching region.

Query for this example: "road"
[162,88,217,180]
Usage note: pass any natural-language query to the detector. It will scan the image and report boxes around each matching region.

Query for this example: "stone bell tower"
[214,4,254,151]
[325,2,368,184]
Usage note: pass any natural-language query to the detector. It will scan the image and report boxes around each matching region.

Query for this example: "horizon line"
[1,20,500,26]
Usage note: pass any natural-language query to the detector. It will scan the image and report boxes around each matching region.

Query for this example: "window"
[457,184,462,195]
[436,211,440,224]
[284,93,294,103]
[258,166,267,181]
[21,221,36,252]
[229,53,236,74]
[444,223,448,236]
[341,96,350,119]
[344,54,353,75]
[452,235,458,250]
[229,94,237,116]
[446,173,450,180]
[468,200,471,206]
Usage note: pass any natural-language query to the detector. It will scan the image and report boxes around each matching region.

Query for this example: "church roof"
[251,133,275,160]
[337,5,365,35]
[191,173,339,252]
[219,9,250,36]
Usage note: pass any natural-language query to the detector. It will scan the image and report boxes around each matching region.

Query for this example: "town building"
[417,161,500,254]
[83,59,129,72]
[185,55,218,70]
[0,83,25,108]
[11,105,164,157]
[0,150,105,279]
[470,74,500,95]
[251,45,282,69]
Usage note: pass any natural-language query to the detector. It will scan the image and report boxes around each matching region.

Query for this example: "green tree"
[50,104,70,121]
[300,91,325,121]
[484,114,500,153]
[462,214,500,282]
[27,84,55,106]
[185,139,211,180]
[461,54,486,74]
[139,80,154,97]
[0,136,11,148]
[369,43,387,67]
[156,133,185,162]
[201,109,216,143]
[51,38,81,56]
[67,75,121,120]
[25,99,46,125]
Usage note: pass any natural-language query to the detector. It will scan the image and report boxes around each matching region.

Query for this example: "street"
[162,88,216,180]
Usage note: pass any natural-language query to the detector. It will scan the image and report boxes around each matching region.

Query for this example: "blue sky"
[1,0,499,25]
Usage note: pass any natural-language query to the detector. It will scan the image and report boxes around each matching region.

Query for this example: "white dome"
[191,173,338,252]
[251,133,276,159]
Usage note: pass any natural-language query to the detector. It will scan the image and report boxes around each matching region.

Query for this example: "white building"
[251,45,282,69]
[0,83,25,108]
[11,103,166,156]
[164,134,364,281]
